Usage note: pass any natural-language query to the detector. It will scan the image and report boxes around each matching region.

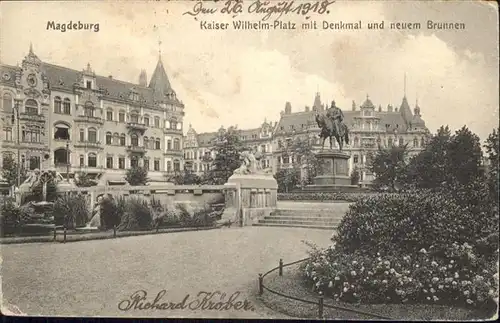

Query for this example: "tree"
[75,172,97,187]
[369,144,409,191]
[288,136,320,186]
[484,127,499,199]
[125,166,149,186]
[0,154,27,187]
[166,170,201,185]
[274,168,300,193]
[350,166,360,185]
[203,126,243,185]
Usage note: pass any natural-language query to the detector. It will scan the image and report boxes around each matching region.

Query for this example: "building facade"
[186,92,430,185]
[0,45,184,184]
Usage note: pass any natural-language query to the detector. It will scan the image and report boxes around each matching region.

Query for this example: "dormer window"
[86,81,92,89]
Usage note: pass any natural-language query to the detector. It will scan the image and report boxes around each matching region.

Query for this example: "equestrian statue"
[315,100,350,151]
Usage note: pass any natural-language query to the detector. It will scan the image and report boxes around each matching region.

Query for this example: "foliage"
[277,191,382,202]
[369,144,409,191]
[0,154,27,187]
[117,197,152,231]
[52,194,90,229]
[350,167,360,185]
[21,178,58,204]
[99,195,123,230]
[202,126,243,185]
[125,166,149,186]
[484,127,499,200]
[302,242,498,312]
[165,170,202,185]
[288,137,320,185]
[274,168,300,193]
[75,172,97,187]
[0,198,22,235]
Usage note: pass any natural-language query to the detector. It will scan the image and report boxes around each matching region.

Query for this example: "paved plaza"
[1,226,332,318]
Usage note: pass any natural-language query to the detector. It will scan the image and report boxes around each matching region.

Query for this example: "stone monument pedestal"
[224,174,278,226]
[304,150,358,192]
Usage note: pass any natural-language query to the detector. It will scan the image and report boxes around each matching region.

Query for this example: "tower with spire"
[149,45,177,103]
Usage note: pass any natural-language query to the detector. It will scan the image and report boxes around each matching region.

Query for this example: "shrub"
[0,198,21,235]
[99,195,123,230]
[52,194,90,229]
[21,179,58,204]
[277,192,391,202]
[117,197,152,231]
[302,241,498,311]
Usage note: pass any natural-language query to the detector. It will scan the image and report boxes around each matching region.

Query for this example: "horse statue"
[315,100,350,151]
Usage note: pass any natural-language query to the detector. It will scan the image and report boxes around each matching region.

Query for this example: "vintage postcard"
[0,0,498,320]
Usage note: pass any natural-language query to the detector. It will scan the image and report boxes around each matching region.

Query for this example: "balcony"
[126,122,148,134]
[19,113,45,123]
[127,145,146,154]
[74,141,103,149]
[163,128,183,135]
[75,115,104,125]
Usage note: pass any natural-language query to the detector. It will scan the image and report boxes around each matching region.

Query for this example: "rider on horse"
[325,100,345,138]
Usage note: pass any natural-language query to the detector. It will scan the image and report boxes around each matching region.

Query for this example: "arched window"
[88,153,97,167]
[54,96,62,113]
[120,133,126,146]
[131,133,139,147]
[25,99,38,115]
[118,111,125,123]
[155,138,161,150]
[84,101,95,117]
[106,109,113,121]
[173,160,180,172]
[106,132,112,145]
[143,136,149,149]
[54,148,69,165]
[54,122,70,140]
[2,93,13,113]
[171,120,177,130]
[173,138,180,150]
[413,137,418,147]
[88,128,97,143]
[167,139,172,150]
[144,115,150,126]
[79,129,85,142]
[63,98,71,114]
[79,154,85,166]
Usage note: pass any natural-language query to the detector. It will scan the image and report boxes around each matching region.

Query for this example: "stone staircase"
[253,204,349,230]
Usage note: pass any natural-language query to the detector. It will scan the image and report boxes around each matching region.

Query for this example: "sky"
[0,0,498,141]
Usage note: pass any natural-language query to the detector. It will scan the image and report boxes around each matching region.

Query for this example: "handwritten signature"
[183,0,336,21]
[118,290,256,311]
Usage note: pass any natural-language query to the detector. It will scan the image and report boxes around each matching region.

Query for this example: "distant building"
[0,45,185,185]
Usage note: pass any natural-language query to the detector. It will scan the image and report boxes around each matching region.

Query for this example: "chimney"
[285,102,292,114]
[387,104,393,112]
[108,75,113,79]
[305,106,310,112]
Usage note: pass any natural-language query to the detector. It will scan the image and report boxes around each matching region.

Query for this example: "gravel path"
[1,226,332,319]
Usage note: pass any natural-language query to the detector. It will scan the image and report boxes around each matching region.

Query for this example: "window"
[2,93,13,113]
[88,128,97,143]
[131,156,138,168]
[143,137,149,149]
[421,137,425,147]
[84,102,95,117]
[399,138,404,147]
[86,81,92,89]
[261,145,266,153]
[118,157,125,169]
[131,134,139,147]
[154,117,160,128]
[54,148,69,165]
[130,113,139,123]
[167,161,172,173]
[173,138,180,150]
[25,99,38,115]
[88,153,97,167]
[167,140,172,150]
[413,138,418,147]
[354,137,359,147]
[54,96,62,113]
[63,98,71,114]
[120,134,126,146]
[119,112,125,122]
[173,160,180,172]
[354,155,359,164]
[155,138,160,150]
[144,117,149,126]
[106,156,113,169]
[54,123,70,140]
[171,121,177,130]
[22,127,41,143]
[80,155,85,166]
[4,128,12,141]
[106,110,113,121]
[194,151,198,160]
[144,159,149,170]
[154,159,160,171]
[29,156,40,170]
[106,132,112,145]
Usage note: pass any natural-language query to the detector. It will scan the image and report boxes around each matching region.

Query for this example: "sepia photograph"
[0,0,498,320]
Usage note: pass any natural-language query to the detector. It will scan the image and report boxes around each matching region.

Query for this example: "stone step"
[271,209,346,218]
[262,216,342,223]
[252,223,336,230]
[258,219,340,225]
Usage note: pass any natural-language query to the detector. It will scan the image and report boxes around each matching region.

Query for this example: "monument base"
[306,150,356,192]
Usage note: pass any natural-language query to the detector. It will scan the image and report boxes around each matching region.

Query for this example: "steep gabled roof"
[148,57,175,102]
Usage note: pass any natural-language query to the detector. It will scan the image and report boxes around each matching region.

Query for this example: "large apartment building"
[186,93,430,185]
[0,45,184,184]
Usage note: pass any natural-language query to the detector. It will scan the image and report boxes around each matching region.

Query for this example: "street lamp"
[66,140,70,182]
